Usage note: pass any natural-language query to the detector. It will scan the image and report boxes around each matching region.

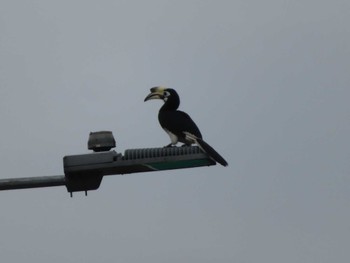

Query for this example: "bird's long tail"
[184,132,228,166]
[196,138,228,167]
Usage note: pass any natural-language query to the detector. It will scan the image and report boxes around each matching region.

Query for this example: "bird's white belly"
[163,128,178,145]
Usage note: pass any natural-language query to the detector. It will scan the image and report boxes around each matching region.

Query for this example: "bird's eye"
[164,91,170,97]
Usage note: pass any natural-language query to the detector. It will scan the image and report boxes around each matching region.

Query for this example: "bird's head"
[144,86,180,110]
[144,86,176,102]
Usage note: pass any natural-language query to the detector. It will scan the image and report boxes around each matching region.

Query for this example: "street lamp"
[0,131,216,197]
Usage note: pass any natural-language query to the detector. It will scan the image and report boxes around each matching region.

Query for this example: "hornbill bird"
[144,86,228,167]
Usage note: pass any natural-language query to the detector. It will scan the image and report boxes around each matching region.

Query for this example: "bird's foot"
[163,143,175,148]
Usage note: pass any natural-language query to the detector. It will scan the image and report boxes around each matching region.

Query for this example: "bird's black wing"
[158,110,202,140]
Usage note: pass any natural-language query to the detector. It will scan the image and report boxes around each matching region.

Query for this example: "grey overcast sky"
[0,0,349,262]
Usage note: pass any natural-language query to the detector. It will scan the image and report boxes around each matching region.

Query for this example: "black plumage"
[144,87,228,167]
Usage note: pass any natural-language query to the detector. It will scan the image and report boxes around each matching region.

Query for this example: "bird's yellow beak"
[144,87,166,102]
